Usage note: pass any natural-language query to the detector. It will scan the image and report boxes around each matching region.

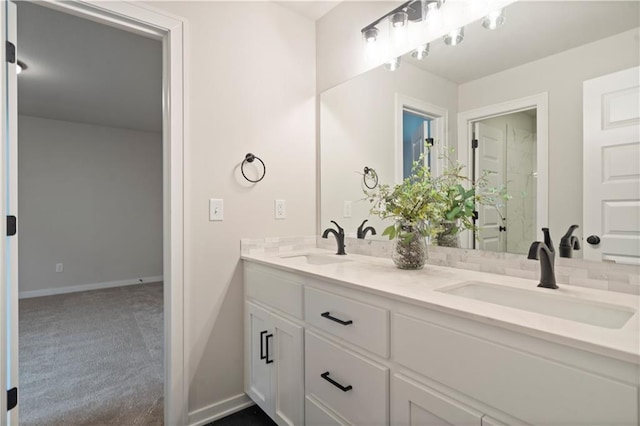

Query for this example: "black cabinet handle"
[321,311,353,326]
[265,333,273,364]
[259,330,267,360]
[321,371,352,392]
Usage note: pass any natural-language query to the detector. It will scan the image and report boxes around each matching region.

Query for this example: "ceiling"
[16,2,162,133]
[406,1,640,83]
[276,1,342,20]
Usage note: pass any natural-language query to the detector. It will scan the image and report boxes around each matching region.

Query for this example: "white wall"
[143,1,317,417]
[321,63,457,237]
[459,28,640,243]
[18,115,162,296]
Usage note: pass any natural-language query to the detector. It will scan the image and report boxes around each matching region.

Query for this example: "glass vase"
[392,222,428,270]
[436,221,460,248]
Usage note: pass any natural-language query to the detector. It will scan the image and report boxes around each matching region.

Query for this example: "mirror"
[320,0,640,260]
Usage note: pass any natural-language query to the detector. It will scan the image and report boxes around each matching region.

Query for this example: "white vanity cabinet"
[243,260,640,426]
[244,264,305,426]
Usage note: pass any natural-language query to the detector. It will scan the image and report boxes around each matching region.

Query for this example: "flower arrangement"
[364,146,509,255]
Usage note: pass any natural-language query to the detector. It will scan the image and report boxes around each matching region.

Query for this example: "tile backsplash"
[243,236,639,295]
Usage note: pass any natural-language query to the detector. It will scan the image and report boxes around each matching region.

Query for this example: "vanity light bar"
[361,0,441,42]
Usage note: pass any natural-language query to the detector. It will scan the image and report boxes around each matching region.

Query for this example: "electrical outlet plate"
[343,201,352,218]
[210,199,223,221]
[275,199,286,219]
[56,263,63,273]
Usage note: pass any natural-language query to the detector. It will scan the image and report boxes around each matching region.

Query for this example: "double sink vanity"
[242,248,639,425]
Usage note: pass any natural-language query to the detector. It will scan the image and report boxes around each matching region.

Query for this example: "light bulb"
[443,27,464,46]
[384,56,401,71]
[482,9,505,30]
[411,44,429,60]
[362,27,379,43]
[389,11,408,28]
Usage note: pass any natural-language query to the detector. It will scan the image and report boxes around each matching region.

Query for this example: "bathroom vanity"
[243,249,639,426]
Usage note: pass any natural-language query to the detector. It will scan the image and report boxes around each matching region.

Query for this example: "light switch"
[210,199,223,221]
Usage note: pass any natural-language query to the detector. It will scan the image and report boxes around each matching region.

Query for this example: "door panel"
[583,67,640,263]
[270,313,303,426]
[246,302,271,414]
[2,2,19,424]
[475,122,506,252]
[392,374,481,426]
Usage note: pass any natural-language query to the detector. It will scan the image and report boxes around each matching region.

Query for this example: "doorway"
[457,93,549,252]
[1,1,185,425]
[471,109,537,254]
[395,93,448,183]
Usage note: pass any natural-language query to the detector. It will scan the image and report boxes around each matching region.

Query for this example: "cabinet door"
[270,312,304,426]
[246,302,271,414]
[392,375,482,426]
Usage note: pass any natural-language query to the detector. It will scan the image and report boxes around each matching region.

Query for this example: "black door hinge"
[7,215,16,236]
[499,226,507,232]
[7,387,17,411]
[472,210,478,223]
[471,139,478,149]
[6,41,16,64]
[426,137,434,146]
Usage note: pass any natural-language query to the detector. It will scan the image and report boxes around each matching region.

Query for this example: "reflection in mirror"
[320,1,640,262]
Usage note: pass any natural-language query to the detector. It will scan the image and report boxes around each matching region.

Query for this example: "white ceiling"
[276,1,342,20]
[17,1,162,133]
[406,1,640,83]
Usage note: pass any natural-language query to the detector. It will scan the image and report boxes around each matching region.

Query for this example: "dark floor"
[210,405,276,426]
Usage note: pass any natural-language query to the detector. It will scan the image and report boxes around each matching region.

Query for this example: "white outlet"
[209,199,223,221]
[343,201,352,218]
[56,263,63,273]
[275,199,286,219]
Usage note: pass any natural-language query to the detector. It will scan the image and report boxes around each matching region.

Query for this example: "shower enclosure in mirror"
[319,0,639,262]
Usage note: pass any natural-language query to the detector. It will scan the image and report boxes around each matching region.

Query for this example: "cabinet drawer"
[305,396,348,426]
[393,313,638,425]
[306,330,389,425]
[305,286,389,357]
[245,263,303,318]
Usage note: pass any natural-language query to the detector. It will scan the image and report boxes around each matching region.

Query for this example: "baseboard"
[188,393,255,426]
[19,275,164,299]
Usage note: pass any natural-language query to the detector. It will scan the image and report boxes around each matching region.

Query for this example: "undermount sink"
[280,253,352,266]
[438,281,636,329]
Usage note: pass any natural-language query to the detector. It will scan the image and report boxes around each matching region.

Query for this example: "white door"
[583,67,640,264]
[270,313,303,426]
[1,2,19,424]
[475,122,506,252]
[245,302,271,414]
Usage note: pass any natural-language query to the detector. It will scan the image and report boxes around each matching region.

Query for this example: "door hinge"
[425,137,434,146]
[7,387,17,411]
[499,226,507,232]
[6,41,16,64]
[471,139,478,149]
[472,210,478,223]
[7,215,17,236]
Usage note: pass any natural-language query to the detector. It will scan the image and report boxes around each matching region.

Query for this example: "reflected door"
[583,67,640,264]
[474,122,506,252]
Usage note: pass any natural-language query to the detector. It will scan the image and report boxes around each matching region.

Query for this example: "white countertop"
[242,248,640,365]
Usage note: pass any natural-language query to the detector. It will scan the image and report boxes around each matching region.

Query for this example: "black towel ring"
[241,153,266,183]
[363,166,378,189]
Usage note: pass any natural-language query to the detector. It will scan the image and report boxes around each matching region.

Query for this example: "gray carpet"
[19,282,164,426]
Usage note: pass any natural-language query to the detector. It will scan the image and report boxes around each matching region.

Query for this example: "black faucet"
[357,219,377,239]
[527,227,558,289]
[559,224,580,258]
[322,221,346,255]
